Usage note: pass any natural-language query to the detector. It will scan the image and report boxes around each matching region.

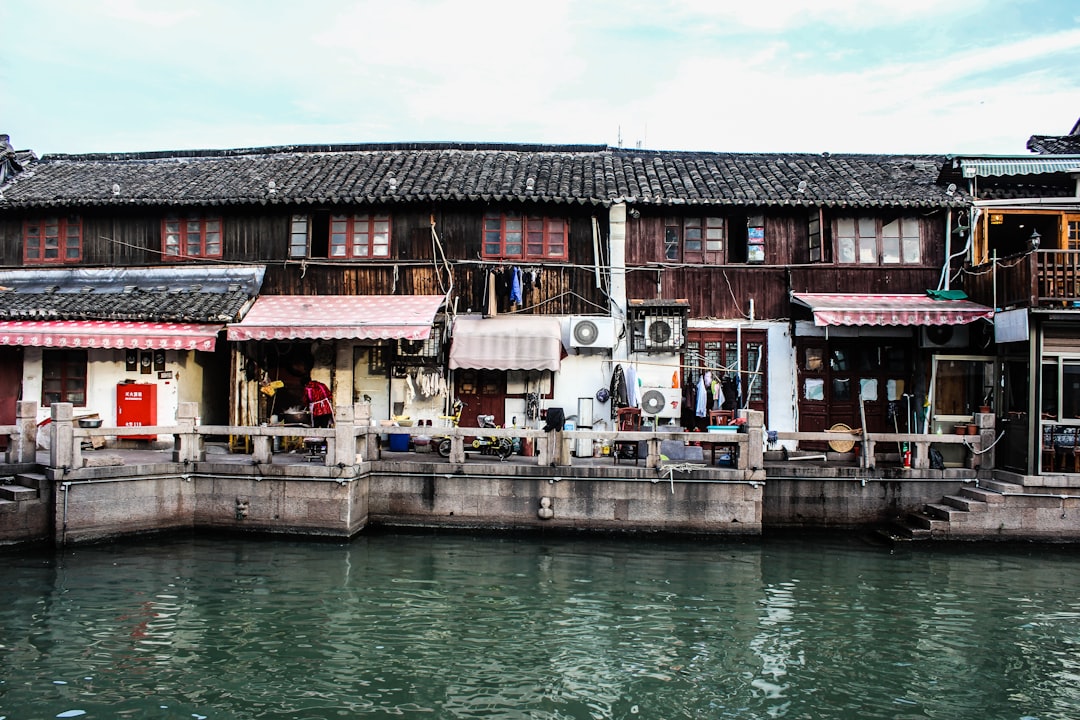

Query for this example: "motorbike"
[437,401,514,460]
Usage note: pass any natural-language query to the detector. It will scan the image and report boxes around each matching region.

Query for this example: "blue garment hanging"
[510,267,523,305]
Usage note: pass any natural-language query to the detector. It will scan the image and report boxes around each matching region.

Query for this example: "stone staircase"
[0,470,48,515]
[879,478,1070,541]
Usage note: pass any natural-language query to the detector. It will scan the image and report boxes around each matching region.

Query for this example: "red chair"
[614,407,641,465]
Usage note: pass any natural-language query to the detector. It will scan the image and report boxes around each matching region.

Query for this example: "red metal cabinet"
[117,383,157,439]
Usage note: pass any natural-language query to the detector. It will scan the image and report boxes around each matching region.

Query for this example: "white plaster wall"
[23,347,191,437]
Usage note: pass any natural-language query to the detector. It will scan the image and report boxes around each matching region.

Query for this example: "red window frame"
[329,214,391,259]
[23,216,82,264]
[483,213,567,260]
[162,215,223,259]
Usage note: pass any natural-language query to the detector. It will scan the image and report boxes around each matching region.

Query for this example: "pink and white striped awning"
[792,293,994,327]
[0,320,222,350]
[226,295,444,341]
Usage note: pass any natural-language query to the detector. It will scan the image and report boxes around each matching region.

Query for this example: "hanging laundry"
[624,365,638,407]
[510,266,523,306]
[695,374,707,418]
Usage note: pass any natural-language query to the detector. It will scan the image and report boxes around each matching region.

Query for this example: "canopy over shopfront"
[791,293,994,328]
[0,320,222,350]
[226,295,445,341]
[449,316,564,371]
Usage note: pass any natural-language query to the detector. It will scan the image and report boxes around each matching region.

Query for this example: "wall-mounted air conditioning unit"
[639,387,682,419]
[920,325,969,349]
[643,316,685,352]
[570,316,616,350]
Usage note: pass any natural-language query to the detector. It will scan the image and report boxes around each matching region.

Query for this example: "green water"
[1,532,1078,720]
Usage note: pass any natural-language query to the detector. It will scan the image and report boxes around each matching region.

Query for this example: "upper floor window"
[24,216,82,264]
[330,214,390,258]
[483,214,567,260]
[836,216,921,265]
[664,217,725,263]
[290,212,392,259]
[42,349,87,407]
[163,215,222,259]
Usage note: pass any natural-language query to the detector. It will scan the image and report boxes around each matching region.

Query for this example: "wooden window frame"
[483,213,568,261]
[289,214,309,258]
[42,349,88,407]
[835,215,921,266]
[23,216,82,264]
[162,215,223,259]
[684,329,768,419]
[665,217,725,263]
[329,213,391,259]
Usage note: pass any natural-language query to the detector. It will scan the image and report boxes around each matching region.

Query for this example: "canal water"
[2,532,1079,720]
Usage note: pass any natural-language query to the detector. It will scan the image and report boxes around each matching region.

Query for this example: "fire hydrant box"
[116,383,157,440]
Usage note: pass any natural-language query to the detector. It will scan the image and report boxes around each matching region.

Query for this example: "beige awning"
[449,316,564,371]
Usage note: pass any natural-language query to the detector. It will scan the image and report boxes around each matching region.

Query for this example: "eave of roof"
[0,143,964,211]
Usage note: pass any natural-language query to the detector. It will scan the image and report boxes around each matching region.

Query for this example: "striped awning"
[0,320,222,350]
[449,316,564,371]
[226,294,444,341]
[792,293,994,327]
[957,157,1080,178]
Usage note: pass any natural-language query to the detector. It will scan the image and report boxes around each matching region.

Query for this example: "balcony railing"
[966,250,1080,309]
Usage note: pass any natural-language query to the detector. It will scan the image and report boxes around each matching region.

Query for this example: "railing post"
[10,400,38,464]
[740,409,764,471]
[175,402,203,464]
[49,402,78,471]
[332,404,355,466]
[975,412,996,470]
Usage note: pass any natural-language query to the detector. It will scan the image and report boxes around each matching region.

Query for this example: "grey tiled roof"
[1027,134,1080,154]
[0,266,263,322]
[0,142,962,210]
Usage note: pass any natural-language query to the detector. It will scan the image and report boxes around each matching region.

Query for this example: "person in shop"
[304,377,334,427]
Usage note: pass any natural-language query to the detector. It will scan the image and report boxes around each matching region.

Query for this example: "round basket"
[827,423,855,453]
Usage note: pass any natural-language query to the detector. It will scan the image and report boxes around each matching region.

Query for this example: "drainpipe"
[609,203,629,362]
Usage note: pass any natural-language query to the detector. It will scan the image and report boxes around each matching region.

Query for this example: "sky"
[2,0,1079,157]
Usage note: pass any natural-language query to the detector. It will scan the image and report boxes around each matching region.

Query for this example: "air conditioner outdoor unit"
[570,316,616,350]
[639,387,682,419]
[920,325,969,349]
[643,316,685,352]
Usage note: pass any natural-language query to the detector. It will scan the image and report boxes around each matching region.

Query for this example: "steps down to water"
[878,478,1074,542]
[0,472,47,512]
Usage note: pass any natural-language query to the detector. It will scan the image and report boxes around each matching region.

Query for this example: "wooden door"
[0,347,23,449]
[455,369,507,428]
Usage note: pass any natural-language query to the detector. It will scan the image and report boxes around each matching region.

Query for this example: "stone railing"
[22,402,989,475]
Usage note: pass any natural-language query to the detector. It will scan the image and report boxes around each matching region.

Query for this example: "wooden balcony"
[965,249,1080,310]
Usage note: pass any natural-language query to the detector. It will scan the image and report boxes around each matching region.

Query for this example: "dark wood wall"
[0,202,610,317]
[624,209,949,320]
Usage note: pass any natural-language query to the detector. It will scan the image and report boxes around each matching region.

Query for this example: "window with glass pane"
[162,215,223,259]
[901,217,920,263]
[808,214,822,262]
[804,347,824,371]
[833,377,852,401]
[746,343,764,401]
[24,216,82,263]
[858,217,877,263]
[1040,362,1059,419]
[483,214,567,260]
[882,219,902,264]
[664,219,680,260]
[1068,219,1080,250]
[705,218,724,252]
[42,350,87,407]
[1063,361,1080,419]
[290,215,308,257]
[329,214,391,258]
[836,218,857,263]
[685,218,703,253]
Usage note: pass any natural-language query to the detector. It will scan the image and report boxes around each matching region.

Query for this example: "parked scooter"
[436,401,514,460]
